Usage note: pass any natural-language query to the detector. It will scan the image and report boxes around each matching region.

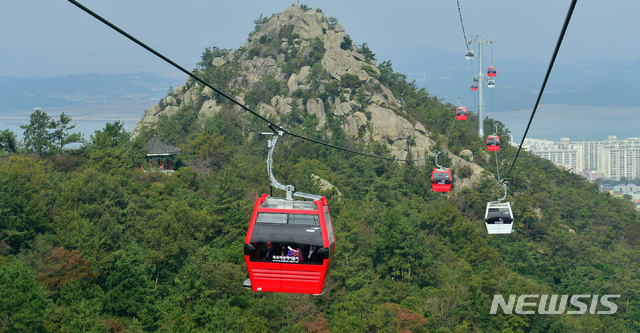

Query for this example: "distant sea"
[495,105,640,143]
[2,102,638,146]
[1,100,156,141]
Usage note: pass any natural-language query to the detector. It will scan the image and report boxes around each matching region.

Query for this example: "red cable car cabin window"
[432,171,451,184]
[324,211,335,244]
[249,213,325,265]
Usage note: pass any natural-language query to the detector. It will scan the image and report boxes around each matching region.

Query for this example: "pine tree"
[20,109,53,156]
[0,129,17,153]
[50,112,83,152]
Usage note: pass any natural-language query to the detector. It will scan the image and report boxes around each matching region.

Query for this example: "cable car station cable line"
[457,0,473,60]
[484,0,576,235]
[500,0,577,183]
[67,0,437,163]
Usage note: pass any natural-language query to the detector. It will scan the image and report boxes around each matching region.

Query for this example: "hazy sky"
[2,0,639,77]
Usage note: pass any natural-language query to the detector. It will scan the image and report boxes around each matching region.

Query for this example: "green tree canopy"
[20,109,53,156]
[0,260,53,332]
[0,129,17,153]
[50,112,83,151]
[90,121,130,150]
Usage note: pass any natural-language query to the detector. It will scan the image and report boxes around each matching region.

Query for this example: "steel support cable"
[471,44,476,74]
[67,0,431,162]
[443,117,456,150]
[434,116,457,169]
[457,0,470,53]
[501,0,577,182]
[491,43,494,66]
[490,88,501,181]
[439,117,457,157]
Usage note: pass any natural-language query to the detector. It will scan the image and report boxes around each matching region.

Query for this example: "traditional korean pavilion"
[144,134,180,172]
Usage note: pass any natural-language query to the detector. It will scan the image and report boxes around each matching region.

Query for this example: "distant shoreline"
[2,99,155,139]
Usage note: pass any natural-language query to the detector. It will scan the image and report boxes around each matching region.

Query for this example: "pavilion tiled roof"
[145,134,181,156]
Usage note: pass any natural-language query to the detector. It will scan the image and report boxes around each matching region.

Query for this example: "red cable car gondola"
[244,193,334,295]
[456,106,468,121]
[486,135,501,151]
[431,168,452,192]
[487,66,497,77]
[471,82,478,91]
[243,129,334,295]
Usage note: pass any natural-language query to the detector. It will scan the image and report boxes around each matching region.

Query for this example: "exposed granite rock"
[164,106,180,117]
[342,112,368,138]
[202,86,215,99]
[368,104,413,144]
[199,99,220,119]
[182,86,201,106]
[306,98,326,130]
[295,10,324,39]
[333,102,352,117]
[322,48,369,80]
[287,73,299,93]
[297,66,311,83]
[415,122,428,134]
[212,57,227,67]
[257,102,277,118]
[450,152,486,191]
[312,174,342,199]
[241,57,280,89]
[370,94,387,106]
[459,149,474,162]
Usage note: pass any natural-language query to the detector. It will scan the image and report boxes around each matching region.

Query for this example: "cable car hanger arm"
[263,129,295,200]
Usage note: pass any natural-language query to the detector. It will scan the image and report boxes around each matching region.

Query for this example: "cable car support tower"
[468,35,493,138]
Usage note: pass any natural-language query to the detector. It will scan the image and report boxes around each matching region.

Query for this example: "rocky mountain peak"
[132,4,486,190]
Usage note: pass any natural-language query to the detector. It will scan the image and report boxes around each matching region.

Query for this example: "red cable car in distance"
[471,82,478,91]
[431,168,452,192]
[456,106,468,121]
[487,66,497,77]
[486,135,501,151]
[243,129,334,295]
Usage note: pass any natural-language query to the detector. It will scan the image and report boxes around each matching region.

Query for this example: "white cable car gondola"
[485,202,513,234]
[484,182,514,234]
[487,79,495,88]
[465,50,474,60]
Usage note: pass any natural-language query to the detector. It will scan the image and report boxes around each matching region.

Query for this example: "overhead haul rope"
[491,42,495,67]
[67,0,434,163]
[458,0,475,87]
[501,0,577,182]
[457,0,471,55]
[490,83,501,182]
[435,99,459,169]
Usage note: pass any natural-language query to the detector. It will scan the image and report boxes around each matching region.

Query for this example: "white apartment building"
[522,138,583,172]
[523,136,640,181]
[598,140,640,180]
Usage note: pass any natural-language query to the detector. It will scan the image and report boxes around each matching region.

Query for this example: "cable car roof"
[260,197,320,210]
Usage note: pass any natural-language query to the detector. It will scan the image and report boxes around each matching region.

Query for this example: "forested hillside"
[1,4,639,332]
